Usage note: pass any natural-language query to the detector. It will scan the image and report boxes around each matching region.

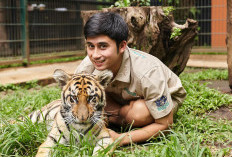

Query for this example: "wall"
[211,0,227,48]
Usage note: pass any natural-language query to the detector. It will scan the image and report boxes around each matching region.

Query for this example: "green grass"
[191,52,227,55]
[0,68,232,156]
[0,56,85,69]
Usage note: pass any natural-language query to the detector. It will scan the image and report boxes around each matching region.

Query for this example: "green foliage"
[113,0,150,7]
[1,68,232,156]
[0,85,60,119]
[180,68,228,81]
[170,27,182,39]
[114,0,131,7]
[191,52,227,55]
[0,118,47,156]
[167,0,179,4]
[179,68,231,116]
[189,7,201,19]
[0,56,85,69]
[163,6,175,16]
[0,80,38,92]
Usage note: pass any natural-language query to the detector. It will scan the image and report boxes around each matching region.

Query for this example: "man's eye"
[87,44,94,49]
[100,45,107,49]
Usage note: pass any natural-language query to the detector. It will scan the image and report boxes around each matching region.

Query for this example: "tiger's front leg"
[36,112,69,157]
[93,127,115,155]
[36,137,56,157]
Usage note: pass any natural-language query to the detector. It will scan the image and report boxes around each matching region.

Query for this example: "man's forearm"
[116,122,169,146]
[111,110,174,146]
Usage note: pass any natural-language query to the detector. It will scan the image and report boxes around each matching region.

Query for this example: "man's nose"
[92,48,101,59]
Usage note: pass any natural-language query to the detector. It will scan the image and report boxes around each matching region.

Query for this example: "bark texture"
[0,1,8,52]
[81,6,198,75]
[227,0,232,90]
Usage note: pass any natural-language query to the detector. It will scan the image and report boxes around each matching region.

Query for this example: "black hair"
[84,12,128,49]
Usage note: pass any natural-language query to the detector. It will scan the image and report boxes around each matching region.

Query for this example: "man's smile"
[93,59,105,67]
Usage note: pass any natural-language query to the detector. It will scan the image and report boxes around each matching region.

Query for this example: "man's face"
[86,35,125,75]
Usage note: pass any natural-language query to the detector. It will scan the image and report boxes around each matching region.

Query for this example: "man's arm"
[109,110,173,146]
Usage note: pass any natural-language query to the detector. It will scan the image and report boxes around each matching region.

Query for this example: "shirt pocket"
[122,88,141,100]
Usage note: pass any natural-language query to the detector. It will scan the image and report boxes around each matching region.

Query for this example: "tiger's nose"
[77,105,89,122]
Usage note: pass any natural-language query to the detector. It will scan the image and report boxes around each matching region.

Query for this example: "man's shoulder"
[128,48,162,78]
[75,56,95,74]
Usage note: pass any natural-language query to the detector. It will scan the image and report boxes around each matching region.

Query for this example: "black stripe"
[44,105,60,120]
[62,93,66,104]
[74,82,81,86]
[100,90,103,102]
[94,126,102,137]
[83,123,95,135]
[29,111,35,119]
[59,111,71,131]
[86,81,92,85]
[55,120,65,139]
[53,115,68,143]
[36,112,41,121]
[64,121,70,132]
[48,135,58,143]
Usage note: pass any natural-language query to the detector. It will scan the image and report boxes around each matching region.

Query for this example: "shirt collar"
[93,47,131,83]
[113,47,130,83]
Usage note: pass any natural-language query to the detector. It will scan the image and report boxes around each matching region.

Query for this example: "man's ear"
[119,40,127,54]
[97,70,113,88]
[53,69,71,88]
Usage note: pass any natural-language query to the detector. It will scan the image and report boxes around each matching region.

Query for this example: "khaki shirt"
[75,47,186,119]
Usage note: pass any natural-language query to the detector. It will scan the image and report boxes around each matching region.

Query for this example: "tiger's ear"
[97,70,113,88]
[53,69,71,87]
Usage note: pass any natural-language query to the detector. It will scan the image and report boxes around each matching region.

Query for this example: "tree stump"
[227,0,232,90]
[81,6,198,75]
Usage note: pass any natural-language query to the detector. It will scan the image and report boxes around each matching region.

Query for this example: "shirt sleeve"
[141,66,173,119]
[74,56,95,74]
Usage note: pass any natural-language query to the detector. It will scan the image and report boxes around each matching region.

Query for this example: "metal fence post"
[20,0,30,65]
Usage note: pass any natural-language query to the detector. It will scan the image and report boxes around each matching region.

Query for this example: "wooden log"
[81,6,198,75]
[227,0,232,90]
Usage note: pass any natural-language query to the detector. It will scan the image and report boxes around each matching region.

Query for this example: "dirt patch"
[202,80,232,121]
[202,80,232,154]
[201,80,232,95]
[208,106,232,121]
[183,68,205,73]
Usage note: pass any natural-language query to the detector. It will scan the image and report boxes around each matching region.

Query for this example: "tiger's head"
[53,69,113,124]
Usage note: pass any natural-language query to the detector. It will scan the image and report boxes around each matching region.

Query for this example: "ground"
[1,66,232,155]
[184,68,232,121]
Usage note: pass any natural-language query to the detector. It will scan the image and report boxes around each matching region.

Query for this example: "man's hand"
[108,110,173,146]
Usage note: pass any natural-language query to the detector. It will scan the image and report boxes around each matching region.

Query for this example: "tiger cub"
[29,69,114,157]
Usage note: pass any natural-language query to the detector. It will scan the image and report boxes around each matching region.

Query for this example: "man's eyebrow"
[98,42,108,45]
[86,42,93,45]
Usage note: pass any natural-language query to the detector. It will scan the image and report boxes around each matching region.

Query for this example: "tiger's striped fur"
[29,69,114,157]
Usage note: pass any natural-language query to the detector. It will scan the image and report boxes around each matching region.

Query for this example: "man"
[75,12,186,146]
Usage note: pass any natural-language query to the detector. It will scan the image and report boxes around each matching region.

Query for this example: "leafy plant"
[0,80,38,92]
[163,6,175,16]
[170,27,182,39]
[0,56,85,69]
[114,0,131,7]
[113,0,150,7]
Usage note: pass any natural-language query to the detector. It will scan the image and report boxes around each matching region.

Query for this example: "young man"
[75,12,186,146]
